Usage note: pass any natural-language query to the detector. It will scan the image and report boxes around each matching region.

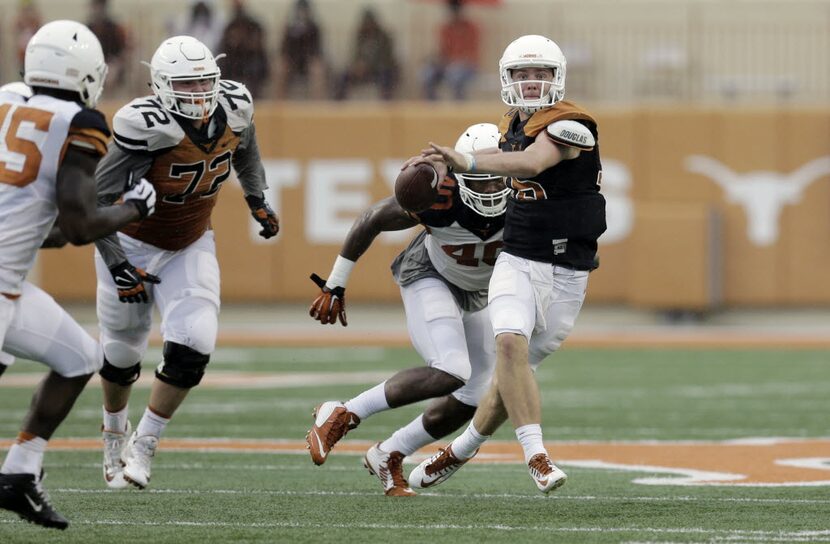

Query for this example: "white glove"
[123,176,157,218]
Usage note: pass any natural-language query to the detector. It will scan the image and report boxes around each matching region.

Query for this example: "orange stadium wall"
[35,103,830,310]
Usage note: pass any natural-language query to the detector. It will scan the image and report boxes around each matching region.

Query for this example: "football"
[394,162,439,213]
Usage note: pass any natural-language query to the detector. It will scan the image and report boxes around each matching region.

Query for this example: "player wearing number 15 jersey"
[0,21,157,530]
[92,35,280,490]
[305,123,509,496]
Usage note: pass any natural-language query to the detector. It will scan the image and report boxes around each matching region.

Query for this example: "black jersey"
[498,101,606,270]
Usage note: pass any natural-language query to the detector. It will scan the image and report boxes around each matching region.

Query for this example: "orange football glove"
[308,273,347,327]
[245,194,280,239]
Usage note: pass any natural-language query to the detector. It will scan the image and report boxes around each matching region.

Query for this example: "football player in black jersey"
[407,34,606,494]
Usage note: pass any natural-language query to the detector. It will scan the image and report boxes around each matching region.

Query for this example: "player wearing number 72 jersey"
[306,123,509,496]
[92,35,279,490]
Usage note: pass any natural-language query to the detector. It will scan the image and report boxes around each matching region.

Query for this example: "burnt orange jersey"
[111,80,254,250]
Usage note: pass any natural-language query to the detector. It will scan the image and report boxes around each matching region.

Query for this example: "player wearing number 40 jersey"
[306,123,509,497]
[0,21,158,530]
[93,35,280,491]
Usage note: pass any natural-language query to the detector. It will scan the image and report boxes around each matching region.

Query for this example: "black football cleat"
[0,471,69,530]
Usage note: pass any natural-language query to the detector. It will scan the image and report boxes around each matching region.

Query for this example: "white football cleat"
[122,432,158,489]
[102,420,131,489]
[363,443,416,497]
[527,453,567,494]
[409,444,475,489]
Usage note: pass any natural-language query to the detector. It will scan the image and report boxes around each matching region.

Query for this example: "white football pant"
[95,230,220,368]
[488,251,588,368]
[0,282,102,377]
[400,277,496,406]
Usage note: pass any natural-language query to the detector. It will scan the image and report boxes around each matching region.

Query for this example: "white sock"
[135,407,170,438]
[515,423,546,464]
[1,436,47,475]
[380,415,434,456]
[103,405,129,433]
[451,422,489,460]
[344,382,390,421]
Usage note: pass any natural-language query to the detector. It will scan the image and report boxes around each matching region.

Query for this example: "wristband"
[326,255,355,289]
[461,152,476,173]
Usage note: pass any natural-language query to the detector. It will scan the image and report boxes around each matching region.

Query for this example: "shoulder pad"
[70,107,111,137]
[217,80,254,132]
[66,107,111,157]
[546,120,595,151]
[112,96,183,153]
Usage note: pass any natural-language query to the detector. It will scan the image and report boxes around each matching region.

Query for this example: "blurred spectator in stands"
[274,0,326,100]
[168,0,224,53]
[218,0,269,98]
[421,0,481,101]
[87,0,130,91]
[333,7,398,101]
[14,0,42,74]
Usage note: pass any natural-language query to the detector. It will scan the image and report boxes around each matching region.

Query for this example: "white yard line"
[0,517,827,540]
[49,487,830,505]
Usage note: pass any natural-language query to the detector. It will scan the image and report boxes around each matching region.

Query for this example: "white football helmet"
[499,35,566,114]
[0,82,33,98]
[147,36,221,120]
[454,123,510,217]
[24,20,108,108]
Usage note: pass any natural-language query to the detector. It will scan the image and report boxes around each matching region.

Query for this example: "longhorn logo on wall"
[686,156,830,246]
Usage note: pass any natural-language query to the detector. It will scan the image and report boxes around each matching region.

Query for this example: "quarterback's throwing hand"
[109,261,161,303]
[245,194,280,239]
[309,273,347,327]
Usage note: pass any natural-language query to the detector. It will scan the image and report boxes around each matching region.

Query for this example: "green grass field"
[1,346,829,543]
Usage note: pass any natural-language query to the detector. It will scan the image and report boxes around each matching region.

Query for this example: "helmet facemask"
[157,73,221,120]
[454,123,510,217]
[500,67,564,114]
[456,173,511,217]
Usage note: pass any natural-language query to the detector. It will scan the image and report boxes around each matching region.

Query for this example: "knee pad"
[155,342,210,389]
[99,359,141,386]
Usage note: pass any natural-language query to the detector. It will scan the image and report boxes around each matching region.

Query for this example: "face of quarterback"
[509,67,554,101]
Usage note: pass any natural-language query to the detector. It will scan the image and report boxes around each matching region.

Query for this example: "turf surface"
[1,347,829,543]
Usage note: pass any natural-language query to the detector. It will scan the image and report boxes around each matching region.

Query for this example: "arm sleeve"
[93,143,154,268]
[232,123,268,197]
